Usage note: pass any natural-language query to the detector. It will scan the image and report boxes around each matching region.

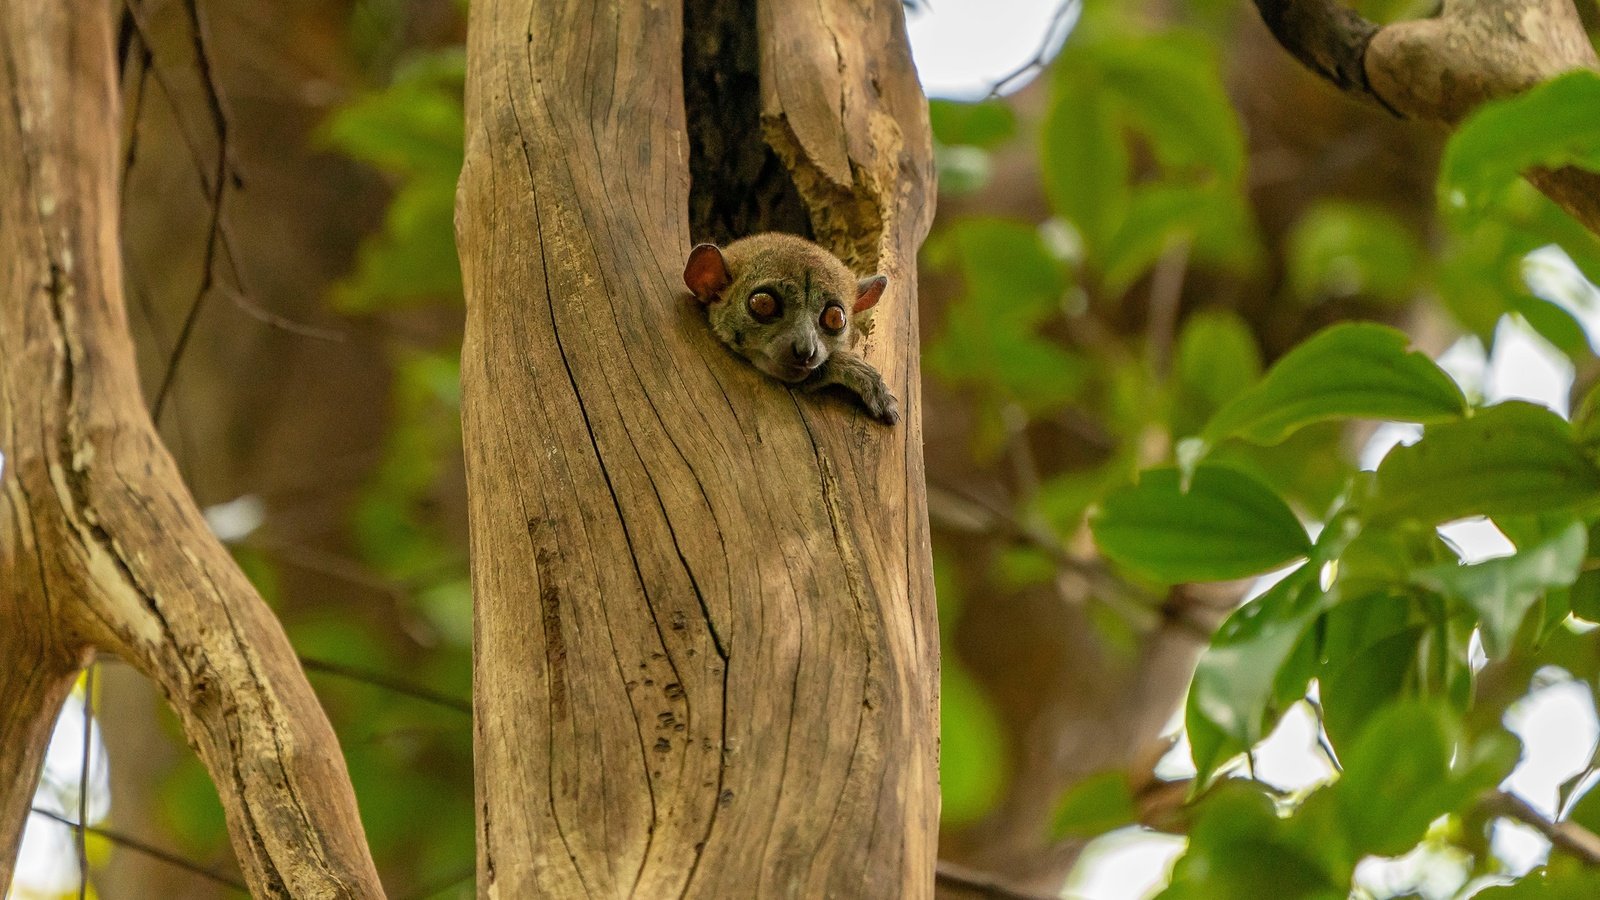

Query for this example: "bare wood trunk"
[458,0,938,895]
[0,3,382,896]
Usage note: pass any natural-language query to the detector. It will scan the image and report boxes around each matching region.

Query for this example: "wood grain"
[0,3,382,896]
[458,0,938,895]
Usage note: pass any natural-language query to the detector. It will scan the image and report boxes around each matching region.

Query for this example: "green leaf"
[1411,520,1588,656]
[1187,566,1328,784]
[1441,70,1600,214]
[1513,294,1591,360]
[928,99,1016,149]
[1286,202,1422,304]
[1201,323,1467,449]
[1317,624,1424,749]
[1172,310,1262,439]
[1370,401,1600,525]
[1160,781,1343,900]
[1052,770,1138,838]
[1315,701,1516,860]
[924,218,1069,324]
[1100,182,1260,294]
[1092,31,1245,182]
[1091,465,1312,583]
[1042,72,1129,253]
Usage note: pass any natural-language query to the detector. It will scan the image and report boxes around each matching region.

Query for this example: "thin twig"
[120,37,151,202]
[30,807,248,893]
[93,651,472,714]
[151,0,231,421]
[299,656,472,714]
[119,0,339,422]
[984,0,1082,98]
[1485,790,1600,866]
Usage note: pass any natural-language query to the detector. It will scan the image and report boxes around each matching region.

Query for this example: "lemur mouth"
[765,358,819,383]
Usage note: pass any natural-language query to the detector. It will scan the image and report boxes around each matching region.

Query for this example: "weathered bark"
[458,0,937,895]
[0,3,382,896]
[1255,0,1600,233]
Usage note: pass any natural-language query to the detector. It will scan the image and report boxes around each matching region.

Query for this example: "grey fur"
[685,233,899,425]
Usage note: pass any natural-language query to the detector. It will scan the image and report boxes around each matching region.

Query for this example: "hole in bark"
[683,0,812,245]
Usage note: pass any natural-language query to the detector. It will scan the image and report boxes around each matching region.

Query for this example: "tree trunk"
[0,3,382,896]
[457,0,939,895]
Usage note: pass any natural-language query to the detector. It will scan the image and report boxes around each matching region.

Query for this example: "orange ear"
[684,243,731,302]
[854,275,887,314]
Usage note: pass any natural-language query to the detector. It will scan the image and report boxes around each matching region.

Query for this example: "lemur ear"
[854,275,887,314]
[684,243,731,303]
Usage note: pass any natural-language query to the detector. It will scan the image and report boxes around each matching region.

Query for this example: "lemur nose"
[793,340,819,366]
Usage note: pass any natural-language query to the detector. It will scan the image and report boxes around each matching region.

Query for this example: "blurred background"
[10,0,1600,897]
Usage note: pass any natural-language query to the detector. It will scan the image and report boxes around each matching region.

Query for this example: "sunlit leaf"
[1201,323,1467,449]
[1411,520,1587,656]
[1187,566,1326,784]
[1370,401,1600,525]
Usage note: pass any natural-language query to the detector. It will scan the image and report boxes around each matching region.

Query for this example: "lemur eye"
[820,305,846,333]
[747,292,779,320]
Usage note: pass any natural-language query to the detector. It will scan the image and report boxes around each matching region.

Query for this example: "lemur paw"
[865,390,900,426]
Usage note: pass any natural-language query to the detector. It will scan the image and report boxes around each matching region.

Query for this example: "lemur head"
[683,233,887,383]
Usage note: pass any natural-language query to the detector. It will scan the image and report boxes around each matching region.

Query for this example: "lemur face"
[683,234,885,383]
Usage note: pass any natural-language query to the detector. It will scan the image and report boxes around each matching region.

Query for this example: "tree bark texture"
[1256,0,1600,234]
[458,0,938,896]
[0,2,383,896]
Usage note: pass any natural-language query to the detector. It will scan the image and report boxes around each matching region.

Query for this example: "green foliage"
[1410,521,1587,656]
[1041,26,1258,278]
[1170,310,1261,438]
[1441,71,1600,216]
[321,49,466,312]
[917,2,1600,892]
[1369,401,1600,525]
[1286,202,1423,304]
[1198,322,1467,452]
[1051,770,1138,838]
[1188,567,1330,783]
[1091,465,1311,583]
[925,218,1086,417]
[933,552,1008,826]
[929,99,1016,149]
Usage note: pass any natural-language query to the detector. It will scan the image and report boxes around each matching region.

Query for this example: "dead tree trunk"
[457,0,939,895]
[0,3,382,896]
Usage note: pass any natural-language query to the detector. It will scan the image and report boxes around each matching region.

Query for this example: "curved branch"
[0,3,383,896]
[1252,0,1386,103]
[1254,0,1600,234]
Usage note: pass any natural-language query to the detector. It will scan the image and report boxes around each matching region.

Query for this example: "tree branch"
[0,3,382,895]
[1485,790,1600,865]
[1254,0,1600,233]
[30,807,248,893]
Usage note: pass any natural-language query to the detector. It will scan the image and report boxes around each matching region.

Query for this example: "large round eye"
[747,292,779,320]
[819,305,846,333]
